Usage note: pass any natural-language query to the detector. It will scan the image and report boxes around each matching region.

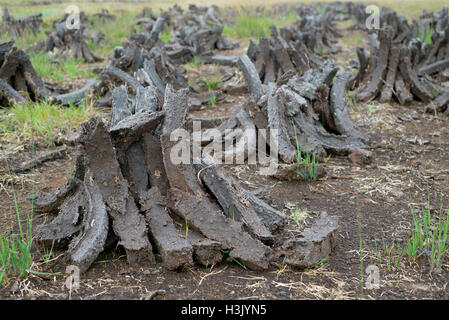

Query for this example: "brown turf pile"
[43,13,103,63]
[0,40,101,107]
[0,8,43,38]
[0,41,48,105]
[245,6,346,84]
[94,4,242,108]
[200,54,371,176]
[33,83,339,273]
[351,7,449,114]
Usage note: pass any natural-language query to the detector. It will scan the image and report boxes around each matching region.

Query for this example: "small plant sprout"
[310,257,329,269]
[42,240,55,263]
[220,249,247,269]
[374,236,381,263]
[209,94,217,106]
[315,43,323,55]
[95,255,126,264]
[405,193,449,272]
[297,148,320,181]
[232,258,247,270]
[431,86,440,98]
[185,57,202,68]
[199,78,221,91]
[294,139,320,181]
[159,30,173,44]
[65,170,72,181]
[292,203,301,226]
[347,94,360,111]
[286,202,308,227]
[291,118,321,181]
[0,160,34,287]
[205,254,211,269]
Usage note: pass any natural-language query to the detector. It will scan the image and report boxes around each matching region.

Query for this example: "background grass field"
[1,0,448,147]
[2,0,449,20]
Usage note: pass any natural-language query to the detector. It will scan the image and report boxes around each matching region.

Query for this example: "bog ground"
[0,0,449,300]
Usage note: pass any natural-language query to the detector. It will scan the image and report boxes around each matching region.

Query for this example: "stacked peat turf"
[34,84,339,272]
[136,6,156,19]
[346,2,368,31]
[134,4,238,63]
[0,40,99,107]
[109,38,189,90]
[0,41,48,106]
[168,4,238,55]
[1,8,43,38]
[98,41,229,111]
[97,4,242,108]
[247,26,323,84]
[290,8,343,54]
[246,8,344,84]
[98,7,190,97]
[95,22,188,107]
[351,8,449,114]
[272,2,346,54]
[44,15,103,63]
[93,9,116,24]
[198,55,371,178]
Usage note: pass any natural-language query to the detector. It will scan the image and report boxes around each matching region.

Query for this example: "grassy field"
[1,0,448,18]
[0,0,447,149]
[1,0,447,145]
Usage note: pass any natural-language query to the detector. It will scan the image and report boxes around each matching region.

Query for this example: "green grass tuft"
[30,54,96,82]
[0,161,34,287]
[199,78,221,91]
[420,22,434,44]
[209,94,217,106]
[222,12,297,38]
[291,117,321,181]
[0,100,98,146]
[294,139,320,181]
[374,191,449,274]
[316,7,327,14]
[405,194,449,272]
[185,57,202,68]
[159,30,173,44]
